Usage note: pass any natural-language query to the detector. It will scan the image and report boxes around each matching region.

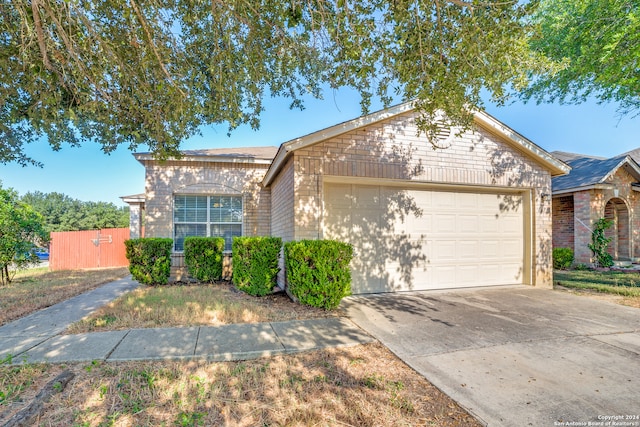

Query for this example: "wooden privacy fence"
[50,228,130,270]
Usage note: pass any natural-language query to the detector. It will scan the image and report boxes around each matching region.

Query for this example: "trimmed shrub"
[125,238,172,286]
[184,236,225,282]
[232,236,282,296]
[552,247,574,270]
[284,240,353,310]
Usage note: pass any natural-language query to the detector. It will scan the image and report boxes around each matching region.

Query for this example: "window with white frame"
[173,195,243,252]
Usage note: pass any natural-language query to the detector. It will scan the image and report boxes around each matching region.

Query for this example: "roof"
[134,146,278,164]
[120,193,145,204]
[550,151,606,163]
[263,101,570,186]
[552,153,640,193]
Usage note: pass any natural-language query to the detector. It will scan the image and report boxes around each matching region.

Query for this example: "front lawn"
[553,269,640,308]
[0,267,130,326]
[67,282,342,334]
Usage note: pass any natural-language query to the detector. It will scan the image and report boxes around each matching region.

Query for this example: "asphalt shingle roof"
[551,150,640,193]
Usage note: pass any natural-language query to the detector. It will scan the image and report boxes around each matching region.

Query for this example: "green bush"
[232,236,282,296]
[184,237,225,282]
[552,247,574,269]
[125,238,172,286]
[284,240,353,310]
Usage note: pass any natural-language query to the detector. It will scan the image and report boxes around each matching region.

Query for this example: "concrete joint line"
[105,330,130,361]
[267,323,287,353]
[193,327,202,356]
[587,334,640,357]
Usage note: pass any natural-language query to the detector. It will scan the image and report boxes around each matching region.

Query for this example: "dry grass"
[0,343,480,427]
[67,282,342,334]
[0,267,130,326]
[553,269,640,308]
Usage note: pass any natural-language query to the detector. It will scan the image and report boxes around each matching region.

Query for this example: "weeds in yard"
[0,362,52,407]
[32,344,480,426]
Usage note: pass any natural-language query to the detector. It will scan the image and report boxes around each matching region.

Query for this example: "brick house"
[551,150,640,265]
[124,102,569,294]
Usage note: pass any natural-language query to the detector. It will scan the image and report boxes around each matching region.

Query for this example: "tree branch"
[129,0,186,97]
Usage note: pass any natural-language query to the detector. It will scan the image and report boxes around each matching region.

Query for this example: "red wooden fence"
[50,228,130,270]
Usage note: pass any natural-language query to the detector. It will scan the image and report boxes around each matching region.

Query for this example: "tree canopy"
[20,191,129,232]
[1,1,636,166]
[524,0,639,114]
[0,184,48,285]
[1,0,551,165]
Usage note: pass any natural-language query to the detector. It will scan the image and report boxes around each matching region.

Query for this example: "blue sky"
[1,87,639,206]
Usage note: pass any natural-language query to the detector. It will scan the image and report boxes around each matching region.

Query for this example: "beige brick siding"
[270,158,295,287]
[141,160,271,270]
[283,110,554,287]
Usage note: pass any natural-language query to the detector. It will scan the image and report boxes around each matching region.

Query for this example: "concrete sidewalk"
[0,276,373,365]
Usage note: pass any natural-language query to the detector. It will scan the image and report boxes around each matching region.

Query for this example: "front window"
[173,195,242,251]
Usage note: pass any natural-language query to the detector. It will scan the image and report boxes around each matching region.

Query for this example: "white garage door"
[324,183,525,294]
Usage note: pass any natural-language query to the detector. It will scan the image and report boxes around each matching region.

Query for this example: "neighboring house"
[551,150,640,265]
[124,102,569,294]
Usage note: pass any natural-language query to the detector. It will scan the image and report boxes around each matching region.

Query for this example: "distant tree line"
[20,191,129,233]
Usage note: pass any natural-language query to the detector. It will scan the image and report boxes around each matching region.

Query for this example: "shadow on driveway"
[342,286,640,427]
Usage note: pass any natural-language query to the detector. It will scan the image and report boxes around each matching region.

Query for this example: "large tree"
[0,184,48,285]
[21,191,129,232]
[1,0,550,165]
[524,0,639,114]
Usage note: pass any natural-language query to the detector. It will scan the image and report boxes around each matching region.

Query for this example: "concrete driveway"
[342,286,640,427]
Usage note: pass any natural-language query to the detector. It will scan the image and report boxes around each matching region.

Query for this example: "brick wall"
[270,158,295,287]
[566,167,639,264]
[285,110,554,287]
[141,159,271,272]
[552,195,574,250]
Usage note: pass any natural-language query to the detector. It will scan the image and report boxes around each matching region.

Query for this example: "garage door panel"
[434,215,457,234]
[324,184,525,294]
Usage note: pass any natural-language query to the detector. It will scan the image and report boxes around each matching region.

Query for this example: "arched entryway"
[604,198,630,261]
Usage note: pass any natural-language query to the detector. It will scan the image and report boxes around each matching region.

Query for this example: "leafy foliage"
[183,236,225,282]
[524,0,639,114]
[124,238,172,286]
[20,191,129,232]
[232,236,282,297]
[284,240,353,310]
[552,247,574,269]
[0,184,48,285]
[588,218,614,268]
[1,1,552,165]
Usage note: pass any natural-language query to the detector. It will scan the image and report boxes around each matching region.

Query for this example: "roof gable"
[552,154,640,193]
[263,101,569,186]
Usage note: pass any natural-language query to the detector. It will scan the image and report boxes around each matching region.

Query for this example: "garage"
[324,182,529,294]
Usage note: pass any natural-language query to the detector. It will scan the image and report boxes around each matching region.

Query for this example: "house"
[551,150,640,265]
[124,102,569,294]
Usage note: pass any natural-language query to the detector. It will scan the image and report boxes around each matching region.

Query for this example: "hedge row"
[124,237,353,310]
